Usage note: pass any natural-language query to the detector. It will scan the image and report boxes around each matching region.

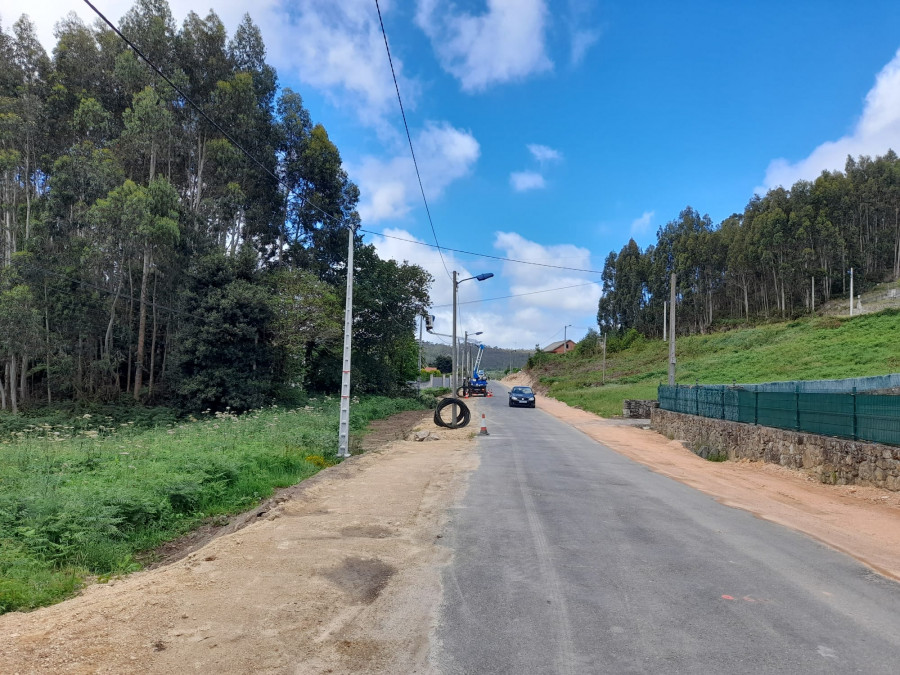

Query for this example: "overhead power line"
[85,0,599,292]
[81,0,341,232]
[432,282,598,308]
[373,0,451,280]
[360,228,603,274]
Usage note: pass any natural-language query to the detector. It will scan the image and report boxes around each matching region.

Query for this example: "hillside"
[528,309,900,417]
[420,341,532,372]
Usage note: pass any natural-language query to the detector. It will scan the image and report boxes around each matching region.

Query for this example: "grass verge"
[529,310,900,417]
[0,395,424,614]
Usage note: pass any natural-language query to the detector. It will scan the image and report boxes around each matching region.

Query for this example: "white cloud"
[527,143,562,164]
[261,0,415,129]
[566,0,599,66]
[570,28,599,66]
[415,0,552,92]
[27,0,410,129]
[630,210,654,237]
[759,47,900,192]
[353,122,480,222]
[492,232,601,346]
[368,228,485,342]
[510,171,546,192]
[369,229,601,349]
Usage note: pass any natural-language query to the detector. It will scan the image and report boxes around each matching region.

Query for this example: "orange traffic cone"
[479,413,489,435]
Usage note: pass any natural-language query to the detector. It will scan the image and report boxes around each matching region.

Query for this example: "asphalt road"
[433,383,900,674]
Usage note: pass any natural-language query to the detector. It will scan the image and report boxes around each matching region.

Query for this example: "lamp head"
[474,273,494,281]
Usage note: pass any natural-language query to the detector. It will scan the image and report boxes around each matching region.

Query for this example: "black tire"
[434,397,471,429]
[508,401,513,407]
[530,402,536,408]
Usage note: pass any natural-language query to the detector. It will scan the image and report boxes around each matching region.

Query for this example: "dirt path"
[0,404,480,675]
[503,372,900,581]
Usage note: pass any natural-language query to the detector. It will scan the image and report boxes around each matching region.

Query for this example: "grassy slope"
[0,396,426,613]
[530,310,900,418]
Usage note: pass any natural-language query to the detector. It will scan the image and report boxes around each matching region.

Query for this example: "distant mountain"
[419,341,533,372]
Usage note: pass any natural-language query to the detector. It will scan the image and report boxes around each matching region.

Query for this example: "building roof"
[543,340,575,352]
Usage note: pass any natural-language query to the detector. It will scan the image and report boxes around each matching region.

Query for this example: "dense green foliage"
[0,3,430,412]
[532,309,900,417]
[599,153,900,337]
[0,395,426,613]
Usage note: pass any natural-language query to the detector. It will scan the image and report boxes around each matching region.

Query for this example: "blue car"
[509,386,536,408]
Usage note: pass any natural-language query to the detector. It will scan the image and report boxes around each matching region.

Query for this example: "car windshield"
[511,387,533,395]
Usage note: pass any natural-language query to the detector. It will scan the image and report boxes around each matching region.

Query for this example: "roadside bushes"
[0,395,426,613]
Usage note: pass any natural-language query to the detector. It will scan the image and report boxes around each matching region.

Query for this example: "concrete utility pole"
[849,267,854,316]
[668,272,676,386]
[564,324,573,351]
[452,271,458,398]
[337,225,356,459]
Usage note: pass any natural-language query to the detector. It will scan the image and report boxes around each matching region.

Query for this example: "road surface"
[433,383,900,674]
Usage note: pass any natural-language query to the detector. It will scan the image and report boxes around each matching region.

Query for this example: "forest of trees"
[598,152,900,337]
[0,1,431,412]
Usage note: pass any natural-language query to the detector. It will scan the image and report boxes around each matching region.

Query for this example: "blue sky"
[31,0,900,348]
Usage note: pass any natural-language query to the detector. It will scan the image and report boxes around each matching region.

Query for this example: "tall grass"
[0,395,425,614]
[531,310,900,417]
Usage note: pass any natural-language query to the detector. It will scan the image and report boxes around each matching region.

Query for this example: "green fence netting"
[658,382,900,446]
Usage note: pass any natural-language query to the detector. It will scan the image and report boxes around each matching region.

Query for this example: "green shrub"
[0,395,426,613]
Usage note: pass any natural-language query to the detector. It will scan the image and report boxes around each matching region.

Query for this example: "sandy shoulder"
[0,405,480,675]
[527,388,900,582]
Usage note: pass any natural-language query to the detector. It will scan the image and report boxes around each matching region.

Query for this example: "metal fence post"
[753,389,758,425]
[695,385,700,416]
[852,386,858,441]
[720,387,725,420]
[795,385,801,431]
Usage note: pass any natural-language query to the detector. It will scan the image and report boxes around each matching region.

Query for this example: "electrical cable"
[84,0,599,287]
[373,0,451,281]
[81,0,343,233]
[433,282,598,308]
[360,228,603,274]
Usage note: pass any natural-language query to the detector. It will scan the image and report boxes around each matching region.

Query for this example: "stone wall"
[623,399,659,418]
[651,408,900,491]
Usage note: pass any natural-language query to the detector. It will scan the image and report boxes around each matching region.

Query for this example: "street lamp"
[452,272,493,398]
[464,330,483,383]
[564,324,573,351]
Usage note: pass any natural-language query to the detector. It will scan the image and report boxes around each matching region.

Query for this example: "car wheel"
[508,401,513,407]
[530,402,536,408]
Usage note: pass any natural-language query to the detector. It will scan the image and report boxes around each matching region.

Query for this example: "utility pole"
[668,272,676,386]
[452,271,459,424]
[417,315,424,391]
[337,225,356,459]
[564,324,573,351]
[849,267,854,316]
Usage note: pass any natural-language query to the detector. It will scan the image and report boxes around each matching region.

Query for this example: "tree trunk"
[160,315,170,389]
[105,260,124,357]
[45,281,51,404]
[20,352,27,405]
[894,206,899,280]
[126,261,134,394]
[0,362,7,410]
[133,244,152,400]
[148,273,158,399]
[9,355,18,414]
